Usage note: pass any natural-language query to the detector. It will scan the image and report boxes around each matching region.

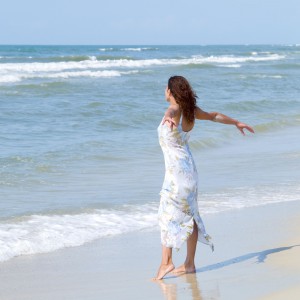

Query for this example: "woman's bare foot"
[153,263,175,280]
[172,264,196,275]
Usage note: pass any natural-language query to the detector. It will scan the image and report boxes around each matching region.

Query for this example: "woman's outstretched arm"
[195,106,255,135]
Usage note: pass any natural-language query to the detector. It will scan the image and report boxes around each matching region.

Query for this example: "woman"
[155,76,254,280]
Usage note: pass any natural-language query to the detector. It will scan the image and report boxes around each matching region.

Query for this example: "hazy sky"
[1,0,300,45]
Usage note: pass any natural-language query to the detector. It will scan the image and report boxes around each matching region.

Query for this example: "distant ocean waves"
[0,52,285,84]
[99,47,159,51]
[0,70,139,83]
[0,182,299,263]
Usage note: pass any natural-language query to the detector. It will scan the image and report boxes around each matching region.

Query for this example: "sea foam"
[0,53,284,74]
[0,203,158,263]
[0,53,285,84]
[0,183,299,263]
[0,70,138,83]
[120,47,158,51]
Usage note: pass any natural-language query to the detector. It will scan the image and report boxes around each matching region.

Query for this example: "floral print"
[158,119,214,251]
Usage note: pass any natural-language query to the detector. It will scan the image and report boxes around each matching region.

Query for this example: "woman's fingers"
[163,117,177,130]
[237,123,255,135]
[246,126,255,133]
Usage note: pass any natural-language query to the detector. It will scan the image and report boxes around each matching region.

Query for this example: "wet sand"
[0,200,299,300]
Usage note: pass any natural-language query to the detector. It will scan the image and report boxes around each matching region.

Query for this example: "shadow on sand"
[156,244,300,300]
[196,244,300,273]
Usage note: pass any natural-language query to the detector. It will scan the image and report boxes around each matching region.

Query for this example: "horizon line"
[0,43,299,47]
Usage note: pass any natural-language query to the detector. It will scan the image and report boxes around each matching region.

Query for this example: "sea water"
[1,45,300,262]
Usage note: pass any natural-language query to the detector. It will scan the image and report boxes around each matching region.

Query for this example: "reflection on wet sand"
[156,273,203,300]
[156,280,177,300]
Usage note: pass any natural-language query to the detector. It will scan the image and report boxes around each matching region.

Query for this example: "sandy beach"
[0,200,299,300]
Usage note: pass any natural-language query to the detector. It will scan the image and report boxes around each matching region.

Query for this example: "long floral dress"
[157,119,214,251]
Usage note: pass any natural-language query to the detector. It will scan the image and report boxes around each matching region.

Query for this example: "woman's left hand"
[236,122,255,135]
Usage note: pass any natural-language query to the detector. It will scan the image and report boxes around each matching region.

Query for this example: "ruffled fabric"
[158,120,214,251]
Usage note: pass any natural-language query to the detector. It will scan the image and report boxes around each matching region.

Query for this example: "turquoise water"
[1,45,300,262]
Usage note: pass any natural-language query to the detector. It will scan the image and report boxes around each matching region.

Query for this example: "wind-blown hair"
[168,76,197,123]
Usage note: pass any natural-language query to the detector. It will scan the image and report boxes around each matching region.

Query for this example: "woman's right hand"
[162,116,177,130]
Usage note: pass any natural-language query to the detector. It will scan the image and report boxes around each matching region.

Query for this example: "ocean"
[1,45,300,263]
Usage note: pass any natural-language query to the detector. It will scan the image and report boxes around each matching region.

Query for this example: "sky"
[1,0,300,45]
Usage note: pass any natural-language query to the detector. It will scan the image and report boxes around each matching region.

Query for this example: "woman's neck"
[168,95,178,106]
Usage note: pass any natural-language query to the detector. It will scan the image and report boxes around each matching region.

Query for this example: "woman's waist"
[160,146,192,157]
[162,153,196,166]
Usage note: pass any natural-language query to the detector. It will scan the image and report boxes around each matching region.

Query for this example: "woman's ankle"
[184,259,195,268]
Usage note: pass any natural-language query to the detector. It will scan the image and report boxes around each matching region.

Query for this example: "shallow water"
[1,45,300,262]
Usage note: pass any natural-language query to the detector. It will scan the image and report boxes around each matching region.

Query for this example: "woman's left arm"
[195,106,255,136]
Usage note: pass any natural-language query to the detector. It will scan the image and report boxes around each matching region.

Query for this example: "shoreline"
[0,200,300,300]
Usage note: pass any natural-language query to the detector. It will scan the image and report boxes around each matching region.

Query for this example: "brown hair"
[168,76,197,123]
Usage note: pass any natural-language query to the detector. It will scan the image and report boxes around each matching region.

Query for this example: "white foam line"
[0,70,138,83]
[0,54,285,74]
[0,205,158,263]
[191,54,285,63]
[219,64,241,68]
[99,48,114,51]
[121,48,143,51]
[239,74,283,79]
[120,47,158,51]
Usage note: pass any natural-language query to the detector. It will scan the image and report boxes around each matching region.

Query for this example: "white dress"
[157,118,214,251]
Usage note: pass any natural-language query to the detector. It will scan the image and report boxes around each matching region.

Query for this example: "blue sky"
[1,0,300,45]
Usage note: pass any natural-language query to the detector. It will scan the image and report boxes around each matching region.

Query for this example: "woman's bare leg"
[172,220,198,274]
[154,245,175,280]
[185,220,198,272]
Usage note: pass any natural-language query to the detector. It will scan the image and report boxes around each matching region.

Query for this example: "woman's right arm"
[162,105,180,130]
